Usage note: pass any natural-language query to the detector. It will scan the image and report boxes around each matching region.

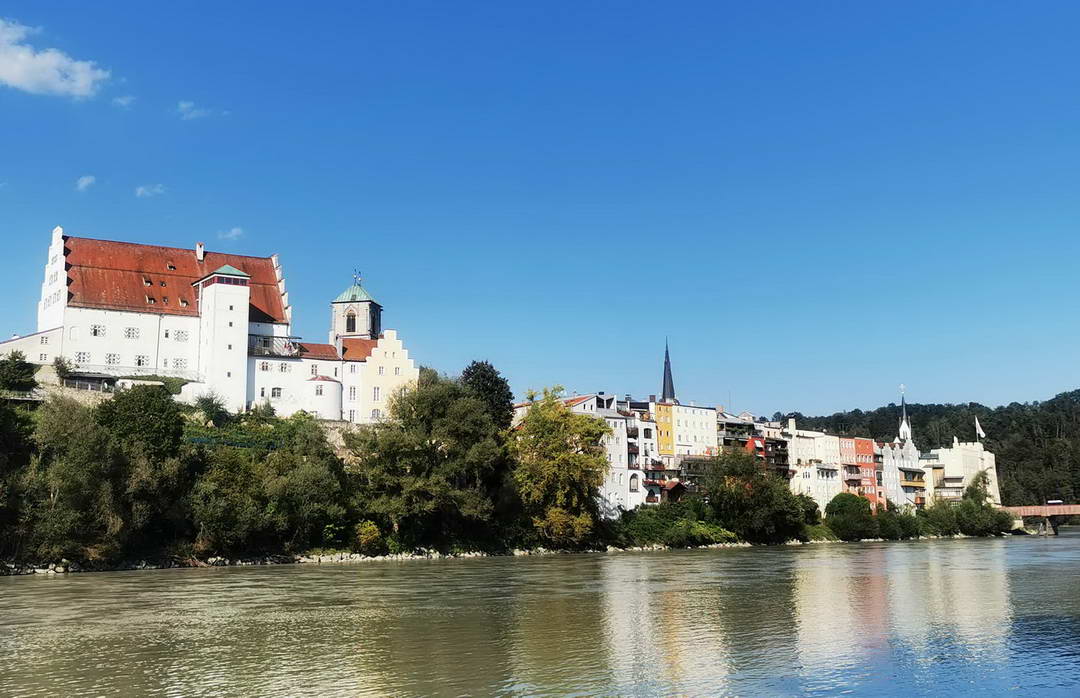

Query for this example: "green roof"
[333,284,377,304]
[213,264,249,277]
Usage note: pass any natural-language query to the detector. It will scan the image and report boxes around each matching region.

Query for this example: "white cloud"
[75,175,95,192]
[177,100,216,120]
[134,183,165,198]
[0,18,109,98]
[218,226,244,241]
[111,94,135,108]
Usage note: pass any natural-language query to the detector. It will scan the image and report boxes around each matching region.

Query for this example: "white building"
[783,419,842,514]
[0,227,418,422]
[920,438,1002,505]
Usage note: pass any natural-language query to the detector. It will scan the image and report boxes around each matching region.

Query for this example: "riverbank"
[2,532,1033,577]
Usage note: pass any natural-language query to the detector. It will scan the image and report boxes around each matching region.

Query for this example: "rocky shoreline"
[3,534,1026,577]
[0,541,763,576]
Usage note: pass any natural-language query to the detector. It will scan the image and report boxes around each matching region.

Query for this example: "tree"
[461,360,515,430]
[702,450,804,544]
[510,387,610,546]
[24,397,128,560]
[824,493,878,541]
[0,401,33,558]
[345,373,508,549]
[96,385,182,461]
[52,356,74,380]
[796,493,821,525]
[0,351,37,392]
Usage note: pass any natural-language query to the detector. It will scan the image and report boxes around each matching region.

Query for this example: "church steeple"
[897,384,912,442]
[661,339,677,403]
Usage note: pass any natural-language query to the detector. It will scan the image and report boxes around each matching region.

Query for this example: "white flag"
[975,416,986,440]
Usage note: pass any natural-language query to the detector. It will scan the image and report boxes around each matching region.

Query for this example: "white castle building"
[0,226,419,421]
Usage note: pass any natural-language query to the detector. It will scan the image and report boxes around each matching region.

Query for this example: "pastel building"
[0,226,418,422]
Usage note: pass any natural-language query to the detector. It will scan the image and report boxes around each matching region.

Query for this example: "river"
[3,533,1080,697]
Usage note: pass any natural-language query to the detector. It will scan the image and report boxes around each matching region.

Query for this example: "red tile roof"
[341,338,378,361]
[308,375,341,383]
[64,236,287,323]
[297,342,339,360]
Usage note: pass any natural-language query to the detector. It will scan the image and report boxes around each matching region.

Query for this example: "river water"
[3,533,1080,697]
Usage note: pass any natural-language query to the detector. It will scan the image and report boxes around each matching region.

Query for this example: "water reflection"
[3,536,1080,696]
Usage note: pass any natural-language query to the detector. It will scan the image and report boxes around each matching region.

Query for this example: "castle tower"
[328,273,382,344]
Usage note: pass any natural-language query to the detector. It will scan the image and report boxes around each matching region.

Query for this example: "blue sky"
[2,2,1079,415]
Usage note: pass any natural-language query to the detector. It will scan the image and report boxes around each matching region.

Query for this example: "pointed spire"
[898,384,912,442]
[661,339,676,403]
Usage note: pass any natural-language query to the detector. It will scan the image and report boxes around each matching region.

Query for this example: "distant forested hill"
[778,389,1080,507]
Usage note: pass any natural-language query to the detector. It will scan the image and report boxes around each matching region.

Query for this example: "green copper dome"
[333,284,377,304]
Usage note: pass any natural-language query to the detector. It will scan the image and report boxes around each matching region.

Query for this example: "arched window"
[371,408,381,420]
[345,310,356,334]
[629,474,640,492]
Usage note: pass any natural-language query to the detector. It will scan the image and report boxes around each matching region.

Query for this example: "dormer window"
[162,297,169,304]
[160,281,167,287]
[166,262,176,271]
[143,278,151,286]
[180,299,189,307]
[146,296,156,304]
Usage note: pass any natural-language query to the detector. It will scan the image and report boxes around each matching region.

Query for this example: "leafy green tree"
[0,402,33,557]
[24,397,128,560]
[703,450,804,544]
[824,492,878,541]
[0,351,37,392]
[510,387,610,546]
[190,447,269,554]
[918,499,959,536]
[345,373,508,549]
[461,360,515,430]
[52,356,74,380]
[260,413,347,549]
[796,493,821,525]
[96,385,182,461]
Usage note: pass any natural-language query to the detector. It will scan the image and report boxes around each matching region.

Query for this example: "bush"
[352,520,385,555]
[615,502,737,548]
[919,500,959,536]
[803,523,839,541]
[825,493,878,541]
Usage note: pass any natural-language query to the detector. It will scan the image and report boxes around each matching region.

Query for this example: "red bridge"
[1002,504,1080,517]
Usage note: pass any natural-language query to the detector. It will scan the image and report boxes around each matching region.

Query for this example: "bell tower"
[328,271,382,344]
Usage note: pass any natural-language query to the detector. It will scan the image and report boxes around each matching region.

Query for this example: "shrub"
[825,493,878,541]
[919,500,959,536]
[803,523,839,541]
[353,520,385,556]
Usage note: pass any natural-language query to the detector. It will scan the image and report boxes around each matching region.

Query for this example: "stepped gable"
[63,236,287,323]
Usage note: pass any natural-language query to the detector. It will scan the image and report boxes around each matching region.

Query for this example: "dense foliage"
[785,388,1080,506]
[702,450,806,544]
[511,387,610,546]
[460,360,515,430]
[824,493,879,541]
[0,351,37,392]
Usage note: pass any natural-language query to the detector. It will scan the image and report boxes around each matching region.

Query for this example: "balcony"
[900,479,925,488]
[626,427,639,438]
[627,444,640,455]
[248,334,303,357]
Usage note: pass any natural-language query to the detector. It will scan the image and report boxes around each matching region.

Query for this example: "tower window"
[345,310,356,334]
[315,385,324,396]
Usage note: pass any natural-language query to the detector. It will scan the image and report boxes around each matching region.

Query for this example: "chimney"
[195,242,205,261]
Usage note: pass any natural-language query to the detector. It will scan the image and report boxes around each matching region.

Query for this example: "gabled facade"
[1,226,419,422]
